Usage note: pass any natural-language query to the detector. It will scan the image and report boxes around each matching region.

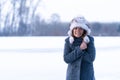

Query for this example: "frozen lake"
[0,36,120,80]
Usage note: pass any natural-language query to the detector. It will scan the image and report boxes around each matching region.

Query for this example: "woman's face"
[72,27,84,38]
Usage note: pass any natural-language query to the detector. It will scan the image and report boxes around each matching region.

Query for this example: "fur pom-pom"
[69,37,74,44]
[83,36,90,43]
[67,30,72,36]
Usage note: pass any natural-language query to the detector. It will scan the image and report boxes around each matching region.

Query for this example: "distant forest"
[1,0,120,36]
[1,20,120,36]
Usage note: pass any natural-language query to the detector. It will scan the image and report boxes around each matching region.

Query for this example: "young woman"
[63,16,96,80]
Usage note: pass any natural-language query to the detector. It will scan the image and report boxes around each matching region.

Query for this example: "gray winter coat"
[63,36,96,80]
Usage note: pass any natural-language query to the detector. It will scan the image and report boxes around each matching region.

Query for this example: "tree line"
[1,19,120,36]
[0,0,120,36]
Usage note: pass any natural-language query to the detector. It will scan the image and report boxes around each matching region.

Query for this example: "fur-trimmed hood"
[67,16,91,44]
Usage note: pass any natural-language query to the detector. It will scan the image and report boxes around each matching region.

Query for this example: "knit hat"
[68,16,91,44]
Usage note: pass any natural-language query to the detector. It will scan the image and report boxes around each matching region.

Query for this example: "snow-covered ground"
[0,36,120,80]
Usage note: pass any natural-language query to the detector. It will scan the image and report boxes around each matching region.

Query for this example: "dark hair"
[82,30,87,38]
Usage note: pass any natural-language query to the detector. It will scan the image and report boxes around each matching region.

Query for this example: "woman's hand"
[80,41,87,50]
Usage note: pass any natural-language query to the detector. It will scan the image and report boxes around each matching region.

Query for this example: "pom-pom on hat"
[68,16,91,44]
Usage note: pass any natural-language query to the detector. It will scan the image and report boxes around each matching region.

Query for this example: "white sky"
[37,0,120,22]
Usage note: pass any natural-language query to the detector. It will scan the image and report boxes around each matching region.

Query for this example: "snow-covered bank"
[0,36,120,80]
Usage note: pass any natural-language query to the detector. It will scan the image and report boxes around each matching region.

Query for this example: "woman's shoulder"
[65,37,70,42]
[88,35,94,41]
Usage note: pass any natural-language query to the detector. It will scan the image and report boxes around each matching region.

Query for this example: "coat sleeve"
[83,36,96,63]
[63,38,84,64]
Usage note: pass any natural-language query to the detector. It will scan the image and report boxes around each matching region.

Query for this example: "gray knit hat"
[68,16,91,44]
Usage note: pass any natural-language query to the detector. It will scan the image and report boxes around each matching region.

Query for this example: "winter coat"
[63,36,96,80]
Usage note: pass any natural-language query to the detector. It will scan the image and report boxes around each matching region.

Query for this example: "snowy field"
[0,36,120,80]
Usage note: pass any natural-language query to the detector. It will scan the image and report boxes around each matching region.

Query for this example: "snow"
[0,36,120,80]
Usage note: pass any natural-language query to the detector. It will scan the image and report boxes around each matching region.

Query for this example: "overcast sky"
[36,0,120,22]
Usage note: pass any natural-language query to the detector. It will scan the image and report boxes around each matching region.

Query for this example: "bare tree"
[0,0,41,36]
